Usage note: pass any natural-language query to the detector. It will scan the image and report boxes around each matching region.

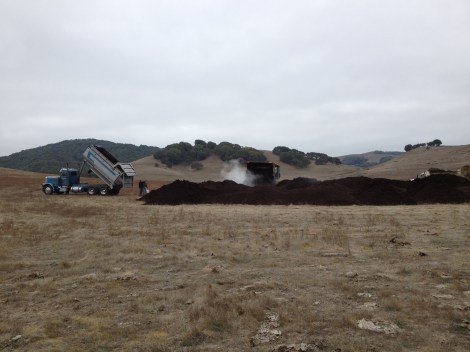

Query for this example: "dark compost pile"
[141,174,470,206]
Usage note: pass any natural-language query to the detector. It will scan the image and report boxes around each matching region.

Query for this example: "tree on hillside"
[194,139,207,148]
[307,152,341,165]
[153,140,266,166]
[273,146,291,155]
[214,142,266,162]
[427,139,442,147]
[273,146,311,168]
[272,146,341,168]
[404,139,442,152]
[0,139,159,173]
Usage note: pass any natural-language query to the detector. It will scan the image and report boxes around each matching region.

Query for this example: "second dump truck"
[42,145,136,196]
[246,161,281,184]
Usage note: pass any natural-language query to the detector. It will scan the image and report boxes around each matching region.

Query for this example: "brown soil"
[141,174,470,206]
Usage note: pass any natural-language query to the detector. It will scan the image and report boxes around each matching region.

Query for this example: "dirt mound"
[277,177,319,190]
[407,174,470,204]
[141,174,470,205]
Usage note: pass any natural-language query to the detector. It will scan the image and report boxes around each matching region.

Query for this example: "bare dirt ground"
[1,168,469,351]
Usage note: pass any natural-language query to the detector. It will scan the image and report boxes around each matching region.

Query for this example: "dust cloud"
[220,159,257,186]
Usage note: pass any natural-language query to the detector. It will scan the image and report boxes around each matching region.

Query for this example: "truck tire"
[99,186,110,196]
[87,186,97,195]
[43,185,53,195]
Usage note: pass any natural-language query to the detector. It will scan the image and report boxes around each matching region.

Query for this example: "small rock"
[345,272,358,279]
[432,294,455,300]
[80,273,97,280]
[418,251,427,257]
[361,302,378,311]
[357,319,401,334]
[274,343,314,351]
[252,312,282,345]
[11,335,22,341]
[357,292,372,298]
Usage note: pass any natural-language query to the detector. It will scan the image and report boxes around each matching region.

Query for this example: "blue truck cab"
[42,168,89,195]
[41,145,136,196]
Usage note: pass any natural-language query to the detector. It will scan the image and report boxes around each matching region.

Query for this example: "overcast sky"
[1,0,469,157]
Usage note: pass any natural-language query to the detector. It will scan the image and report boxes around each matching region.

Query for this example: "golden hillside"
[133,145,470,182]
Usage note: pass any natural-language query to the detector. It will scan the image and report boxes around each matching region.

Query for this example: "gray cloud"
[1,0,469,156]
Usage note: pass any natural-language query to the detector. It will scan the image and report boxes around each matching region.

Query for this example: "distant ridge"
[133,145,470,182]
[339,150,403,168]
[2,139,468,182]
[0,139,159,173]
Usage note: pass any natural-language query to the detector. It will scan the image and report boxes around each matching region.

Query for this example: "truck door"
[59,169,69,187]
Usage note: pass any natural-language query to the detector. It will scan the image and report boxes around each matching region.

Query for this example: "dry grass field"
[1,168,469,351]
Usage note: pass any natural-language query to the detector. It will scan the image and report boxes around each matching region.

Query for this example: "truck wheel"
[87,186,97,195]
[43,185,53,195]
[99,186,110,196]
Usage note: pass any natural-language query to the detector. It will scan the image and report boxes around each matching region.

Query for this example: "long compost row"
[141,174,470,206]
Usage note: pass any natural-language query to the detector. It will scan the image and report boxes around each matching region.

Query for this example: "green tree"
[194,139,207,148]
[273,146,291,155]
[427,139,442,147]
[192,144,210,161]
[279,150,310,168]
[190,162,203,170]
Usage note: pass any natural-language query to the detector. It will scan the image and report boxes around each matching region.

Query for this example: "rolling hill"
[350,145,470,180]
[134,145,470,183]
[339,150,403,167]
[0,139,159,173]
[1,138,468,183]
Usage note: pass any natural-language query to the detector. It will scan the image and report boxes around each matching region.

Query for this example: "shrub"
[273,146,340,168]
[273,146,291,155]
[215,142,266,162]
[405,139,443,152]
[154,140,267,166]
[279,150,311,168]
[191,162,203,171]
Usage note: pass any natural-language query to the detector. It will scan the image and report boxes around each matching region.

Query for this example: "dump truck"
[246,161,281,184]
[42,145,136,196]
